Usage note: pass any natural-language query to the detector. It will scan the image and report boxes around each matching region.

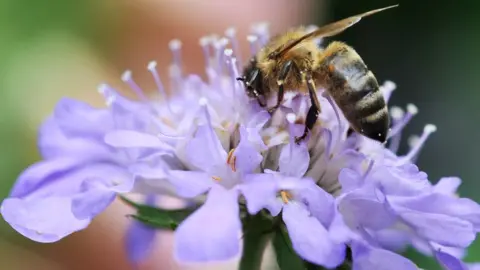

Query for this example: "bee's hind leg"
[295,73,321,144]
[267,60,293,114]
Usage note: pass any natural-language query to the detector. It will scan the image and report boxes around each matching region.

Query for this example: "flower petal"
[71,164,132,219]
[53,98,113,138]
[104,130,173,151]
[185,125,227,170]
[434,177,462,195]
[295,180,335,227]
[233,126,263,174]
[338,168,363,193]
[9,158,81,198]
[435,250,468,270]
[398,208,475,248]
[279,142,310,177]
[125,195,157,264]
[240,174,280,215]
[390,193,480,232]
[71,179,117,220]
[338,187,397,230]
[168,170,213,198]
[282,202,345,268]
[0,197,90,243]
[351,241,418,270]
[174,185,241,262]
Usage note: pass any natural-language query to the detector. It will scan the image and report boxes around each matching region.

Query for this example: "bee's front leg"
[267,60,293,114]
[295,73,321,144]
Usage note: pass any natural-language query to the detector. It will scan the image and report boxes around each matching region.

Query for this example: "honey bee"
[237,5,398,144]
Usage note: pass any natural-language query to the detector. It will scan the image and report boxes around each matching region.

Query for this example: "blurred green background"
[0,0,478,269]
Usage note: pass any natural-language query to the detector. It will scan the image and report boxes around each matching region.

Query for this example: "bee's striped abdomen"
[321,42,389,142]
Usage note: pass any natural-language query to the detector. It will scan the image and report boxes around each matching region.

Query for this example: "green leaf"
[120,195,196,230]
[239,212,274,270]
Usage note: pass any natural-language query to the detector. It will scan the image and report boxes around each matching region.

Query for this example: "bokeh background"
[0,0,478,269]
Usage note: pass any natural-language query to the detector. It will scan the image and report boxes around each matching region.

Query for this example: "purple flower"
[241,115,345,268]
[350,241,417,270]
[1,98,134,242]
[2,20,479,270]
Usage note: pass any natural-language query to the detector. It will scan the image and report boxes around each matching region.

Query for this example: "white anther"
[121,70,132,82]
[286,113,297,124]
[424,124,437,133]
[247,35,258,43]
[390,106,405,119]
[147,61,157,71]
[406,103,418,115]
[224,49,233,57]
[225,27,236,37]
[199,97,208,106]
[169,39,182,50]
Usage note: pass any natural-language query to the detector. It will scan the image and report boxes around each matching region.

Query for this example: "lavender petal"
[282,202,345,268]
[1,197,90,243]
[174,185,241,262]
[351,241,418,270]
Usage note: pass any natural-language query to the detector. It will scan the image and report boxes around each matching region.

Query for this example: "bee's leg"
[237,69,266,107]
[267,60,293,114]
[295,74,321,144]
[251,90,266,107]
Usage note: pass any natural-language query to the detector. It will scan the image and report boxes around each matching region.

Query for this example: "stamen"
[147,61,174,114]
[397,124,437,164]
[325,94,343,142]
[199,36,212,69]
[213,38,229,73]
[211,176,222,182]
[286,113,297,147]
[121,70,148,102]
[226,148,237,172]
[387,103,418,139]
[169,39,183,70]
[251,22,270,46]
[97,83,117,106]
[280,190,292,204]
[225,27,242,69]
[360,159,375,183]
[224,49,239,98]
[247,35,259,55]
[388,106,405,153]
[380,80,396,102]
[169,39,183,91]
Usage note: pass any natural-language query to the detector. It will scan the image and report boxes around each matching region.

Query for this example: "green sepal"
[119,195,196,230]
[238,212,275,270]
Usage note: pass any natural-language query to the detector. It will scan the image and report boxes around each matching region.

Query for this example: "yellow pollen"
[280,191,292,204]
[160,117,175,128]
[211,176,222,182]
[226,148,237,172]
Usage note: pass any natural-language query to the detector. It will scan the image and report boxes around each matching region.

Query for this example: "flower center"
[280,190,293,204]
[227,148,237,172]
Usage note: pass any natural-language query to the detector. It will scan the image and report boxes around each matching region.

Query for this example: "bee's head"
[236,58,264,98]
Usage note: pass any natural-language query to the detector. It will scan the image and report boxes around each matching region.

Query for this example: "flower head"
[1,22,479,270]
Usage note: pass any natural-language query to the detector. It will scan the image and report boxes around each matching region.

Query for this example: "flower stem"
[238,213,273,270]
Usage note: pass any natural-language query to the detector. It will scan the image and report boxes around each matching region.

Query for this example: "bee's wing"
[272,4,398,59]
